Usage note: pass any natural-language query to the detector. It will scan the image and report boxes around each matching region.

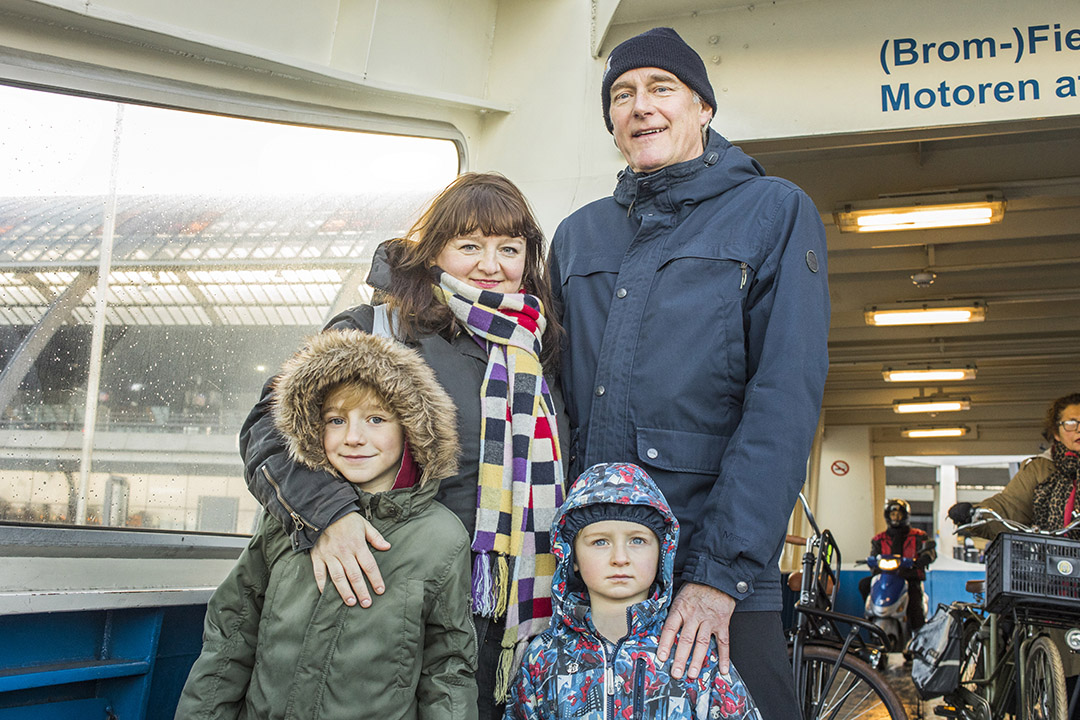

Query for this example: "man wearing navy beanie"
[549,26,830,719]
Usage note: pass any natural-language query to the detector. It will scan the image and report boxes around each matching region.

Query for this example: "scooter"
[863,554,926,653]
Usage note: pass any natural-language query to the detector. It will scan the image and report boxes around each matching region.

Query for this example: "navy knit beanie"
[562,503,668,546]
[601,27,717,133]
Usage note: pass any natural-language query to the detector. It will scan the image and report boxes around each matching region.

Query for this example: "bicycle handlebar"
[796,492,821,537]
[955,506,1080,536]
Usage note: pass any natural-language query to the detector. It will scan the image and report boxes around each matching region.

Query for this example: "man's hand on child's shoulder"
[657,583,736,678]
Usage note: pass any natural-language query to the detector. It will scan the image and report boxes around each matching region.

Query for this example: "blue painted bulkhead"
[0,524,244,720]
[0,605,206,720]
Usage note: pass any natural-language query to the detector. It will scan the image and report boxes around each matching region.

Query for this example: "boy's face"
[573,519,659,607]
[322,387,405,494]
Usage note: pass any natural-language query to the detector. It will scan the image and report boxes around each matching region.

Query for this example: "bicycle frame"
[948,603,1059,720]
[788,495,896,718]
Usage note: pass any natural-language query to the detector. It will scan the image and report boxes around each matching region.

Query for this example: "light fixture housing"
[901,426,970,439]
[883,364,977,383]
[893,397,971,414]
[835,191,1005,233]
[865,301,986,327]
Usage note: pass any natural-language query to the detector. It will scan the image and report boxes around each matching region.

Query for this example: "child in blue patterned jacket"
[504,462,761,719]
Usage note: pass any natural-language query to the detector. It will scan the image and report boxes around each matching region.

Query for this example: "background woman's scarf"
[433,270,564,701]
[1031,440,1080,539]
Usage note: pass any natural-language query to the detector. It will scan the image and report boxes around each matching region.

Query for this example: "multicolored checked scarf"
[432,270,564,701]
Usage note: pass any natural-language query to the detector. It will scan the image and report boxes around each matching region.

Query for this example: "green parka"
[176,330,478,720]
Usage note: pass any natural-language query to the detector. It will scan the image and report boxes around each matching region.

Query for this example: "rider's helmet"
[884,499,911,529]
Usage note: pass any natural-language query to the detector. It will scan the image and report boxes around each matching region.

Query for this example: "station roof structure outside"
[0,192,431,329]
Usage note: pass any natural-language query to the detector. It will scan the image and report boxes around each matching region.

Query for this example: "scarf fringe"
[471,551,495,616]
[495,554,510,618]
[471,551,513,618]
[493,641,531,704]
[493,646,515,704]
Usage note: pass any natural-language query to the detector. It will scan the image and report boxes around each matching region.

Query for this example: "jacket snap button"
[646,448,658,459]
[616,288,627,299]
[736,581,748,594]
[595,385,606,397]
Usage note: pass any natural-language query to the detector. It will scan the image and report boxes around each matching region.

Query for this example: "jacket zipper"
[739,262,748,290]
[604,654,614,720]
[261,466,320,534]
[604,611,633,720]
[632,657,645,720]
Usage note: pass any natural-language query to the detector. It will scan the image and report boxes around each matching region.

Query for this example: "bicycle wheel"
[1022,635,1066,720]
[791,644,908,720]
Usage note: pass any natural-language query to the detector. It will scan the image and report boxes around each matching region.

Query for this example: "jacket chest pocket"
[656,242,757,303]
[636,427,729,476]
[562,250,623,279]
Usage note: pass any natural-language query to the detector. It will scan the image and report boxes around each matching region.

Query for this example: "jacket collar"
[612,129,765,212]
[353,468,440,524]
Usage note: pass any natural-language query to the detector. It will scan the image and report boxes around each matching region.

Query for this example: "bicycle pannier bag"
[909,603,963,699]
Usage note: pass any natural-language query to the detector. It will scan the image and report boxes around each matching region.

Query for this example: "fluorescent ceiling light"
[865,302,985,327]
[883,365,977,382]
[901,426,969,438]
[893,397,971,414]
[835,191,1005,233]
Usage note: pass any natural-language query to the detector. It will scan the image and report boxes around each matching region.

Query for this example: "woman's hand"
[948,502,974,526]
[310,512,391,607]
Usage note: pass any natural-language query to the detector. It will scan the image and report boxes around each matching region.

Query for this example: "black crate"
[984,532,1080,615]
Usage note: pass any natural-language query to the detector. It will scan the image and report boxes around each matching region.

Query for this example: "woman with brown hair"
[240,172,568,719]
[949,392,1080,538]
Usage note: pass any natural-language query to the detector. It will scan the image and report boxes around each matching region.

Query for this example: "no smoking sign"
[831,460,850,476]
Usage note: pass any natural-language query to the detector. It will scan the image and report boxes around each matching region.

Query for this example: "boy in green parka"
[176,329,477,720]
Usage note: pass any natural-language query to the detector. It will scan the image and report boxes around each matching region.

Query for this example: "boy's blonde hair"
[321,381,393,419]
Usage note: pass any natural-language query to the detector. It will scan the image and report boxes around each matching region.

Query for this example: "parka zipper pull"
[605,664,614,695]
[290,513,305,533]
[739,262,748,290]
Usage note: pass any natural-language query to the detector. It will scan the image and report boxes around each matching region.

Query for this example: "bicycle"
[935,508,1080,720]
[787,493,908,720]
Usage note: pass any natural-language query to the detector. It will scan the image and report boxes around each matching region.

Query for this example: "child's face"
[573,520,659,607]
[322,387,405,494]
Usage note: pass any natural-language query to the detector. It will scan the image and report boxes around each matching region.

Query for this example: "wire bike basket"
[984,532,1080,621]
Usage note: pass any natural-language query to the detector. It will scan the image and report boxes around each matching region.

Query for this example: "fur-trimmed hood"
[272,329,459,486]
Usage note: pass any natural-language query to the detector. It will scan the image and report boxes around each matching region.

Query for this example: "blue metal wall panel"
[0,604,206,719]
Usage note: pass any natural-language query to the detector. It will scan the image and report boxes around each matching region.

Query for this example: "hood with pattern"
[272,329,459,487]
[550,462,679,629]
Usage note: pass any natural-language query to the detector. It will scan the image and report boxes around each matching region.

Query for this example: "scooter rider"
[858,499,936,632]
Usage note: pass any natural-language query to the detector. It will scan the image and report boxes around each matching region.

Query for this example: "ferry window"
[0,84,459,533]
